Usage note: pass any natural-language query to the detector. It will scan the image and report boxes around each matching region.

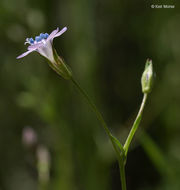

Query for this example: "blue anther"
[44,33,49,39]
[40,33,46,39]
[29,38,34,44]
[35,36,42,42]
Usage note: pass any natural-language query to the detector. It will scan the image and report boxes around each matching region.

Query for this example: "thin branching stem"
[70,77,122,162]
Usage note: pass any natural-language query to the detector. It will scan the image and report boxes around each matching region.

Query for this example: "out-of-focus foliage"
[0,0,180,189]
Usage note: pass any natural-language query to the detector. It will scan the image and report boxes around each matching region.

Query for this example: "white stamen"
[24,41,30,45]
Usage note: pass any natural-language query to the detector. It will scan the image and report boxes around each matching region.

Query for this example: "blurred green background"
[0,0,180,189]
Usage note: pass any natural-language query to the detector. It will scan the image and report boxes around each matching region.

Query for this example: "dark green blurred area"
[0,0,180,189]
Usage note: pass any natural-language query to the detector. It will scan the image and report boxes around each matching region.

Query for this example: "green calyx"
[48,47,72,80]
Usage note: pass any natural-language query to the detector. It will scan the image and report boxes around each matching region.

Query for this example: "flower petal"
[54,27,67,38]
[28,42,43,50]
[37,41,54,63]
[47,28,59,42]
[16,49,35,59]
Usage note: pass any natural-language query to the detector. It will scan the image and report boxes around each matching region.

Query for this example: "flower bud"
[141,59,153,94]
[47,47,72,80]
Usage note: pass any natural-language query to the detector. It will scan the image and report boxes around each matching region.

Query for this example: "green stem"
[71,77,111,137]
[70,77,122,158]
[124,93,148,156]
[119,162,127,190]
[71,77,127,189]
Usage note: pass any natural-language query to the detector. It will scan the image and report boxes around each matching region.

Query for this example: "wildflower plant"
[17,27,154,190]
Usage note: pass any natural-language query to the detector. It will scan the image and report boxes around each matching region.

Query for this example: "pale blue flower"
[17,27,67,63]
